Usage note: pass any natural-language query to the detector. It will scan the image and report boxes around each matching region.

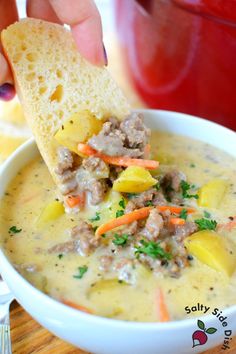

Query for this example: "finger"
[0,0,18,88]
[49,0,106,66]
[26,0,62,24]
[0,53,13,83]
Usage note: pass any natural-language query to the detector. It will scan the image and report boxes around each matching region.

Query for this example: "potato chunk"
[54,110,102,153]
[38,201,64,224]
[88,279,128,318]
[80,191,126,227]
[103,191,126,219]
[198,179,228,208]
[88,279,128,293]
[99,191,126,225]
[113,166,157,193]
[134,264,152,282]
[184,230,236,276]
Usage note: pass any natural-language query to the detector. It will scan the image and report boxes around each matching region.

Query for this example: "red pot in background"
[115,0,236,130]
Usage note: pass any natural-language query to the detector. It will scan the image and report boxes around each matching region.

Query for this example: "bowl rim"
[0,108,236,331]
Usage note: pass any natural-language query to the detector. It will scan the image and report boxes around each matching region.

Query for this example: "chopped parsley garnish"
[73,265,88,279]
[58,254,63,259]
[119,198,126,209]
[116,210,124,218]
[154,182,160,190]
[9,226,22,234]
[180,180,199,200]
[179,208,188,220]
[204,210,211,218]
[101,233,106,238]
[135,240,172,260]
[126,193,138,199]
[116,199,126,218]
[190,163,196,168]
[195,218,217,231]
[89,212,101,222]
[112,233,129,246]
[145,200,154,206]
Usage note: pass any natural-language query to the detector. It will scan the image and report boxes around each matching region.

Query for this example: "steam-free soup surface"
[1,132,236,322]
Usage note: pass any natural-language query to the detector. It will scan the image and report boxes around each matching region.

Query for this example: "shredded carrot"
[77,143,95,157]
[61,299,93,314]
[156,206,195,214]
[77,143,159,170]
[157,289,170,322]
[66,194,84,208]
[95,207,152,237]
[169,217,186,225]
[95,205,195,237]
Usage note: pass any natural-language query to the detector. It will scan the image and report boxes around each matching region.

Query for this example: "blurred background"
[1,0,236,164]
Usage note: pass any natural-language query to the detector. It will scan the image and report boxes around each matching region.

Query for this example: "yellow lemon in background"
[0,97,25,126]
[0,97,31,164]
[0,134,27,164]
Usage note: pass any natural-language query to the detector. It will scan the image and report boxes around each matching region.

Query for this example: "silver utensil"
[0,277,14,354]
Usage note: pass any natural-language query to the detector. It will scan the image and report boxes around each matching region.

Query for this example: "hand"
[0,0,107,100]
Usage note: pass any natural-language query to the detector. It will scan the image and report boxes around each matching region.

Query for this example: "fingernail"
[103,43,108,66]
[0,83,15,101]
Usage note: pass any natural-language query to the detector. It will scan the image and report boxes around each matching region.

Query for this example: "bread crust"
[1,18,130,188]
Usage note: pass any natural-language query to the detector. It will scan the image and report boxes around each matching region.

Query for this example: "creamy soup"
[1,130,236,322]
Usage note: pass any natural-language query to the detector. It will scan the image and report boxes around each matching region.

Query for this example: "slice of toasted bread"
[1,18,130,189]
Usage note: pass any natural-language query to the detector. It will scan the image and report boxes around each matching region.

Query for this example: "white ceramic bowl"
[0,110,235,354]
